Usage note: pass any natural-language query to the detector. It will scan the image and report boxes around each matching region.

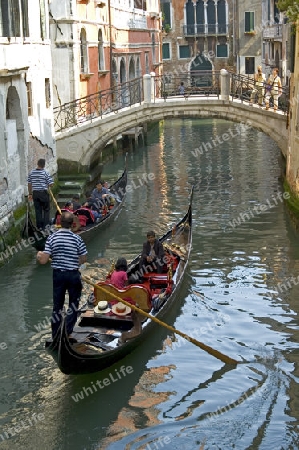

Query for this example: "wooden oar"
[81,275,238,365]
[49,187,62,215]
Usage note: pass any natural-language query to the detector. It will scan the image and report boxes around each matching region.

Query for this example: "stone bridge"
[55,75,288,172]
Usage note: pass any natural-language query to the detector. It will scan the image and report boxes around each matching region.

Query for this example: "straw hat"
[94,301,111,314]
[112,302,131,316]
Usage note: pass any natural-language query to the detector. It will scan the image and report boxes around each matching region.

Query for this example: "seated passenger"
[83,190,102,220]
[91,180,110,210]
[139,231,165,275]
[55,203,80,231]
[74,206,96,226]
[71,194,81,211]
[110,257,128,289]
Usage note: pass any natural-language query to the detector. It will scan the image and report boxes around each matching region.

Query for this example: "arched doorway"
[120,58,128,106]
[5,86,25,198]
[190,54,213,87]
[129,57,137,104]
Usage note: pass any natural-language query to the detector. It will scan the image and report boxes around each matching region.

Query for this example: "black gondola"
[45,187,193,375]
[22,160,127,251]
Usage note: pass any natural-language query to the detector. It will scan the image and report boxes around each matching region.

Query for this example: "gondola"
[21,160,127,251]
[45,187,193,375]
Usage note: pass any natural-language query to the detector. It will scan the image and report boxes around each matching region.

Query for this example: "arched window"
[186,0,195,35]
[151,32,156,64]
[207,0,216,34]
[129,57,135,80]
[80,28,88,73]
[98,29,104,71]
[217,0,226,33]
[145,53,149,73]
[196,0,204,34]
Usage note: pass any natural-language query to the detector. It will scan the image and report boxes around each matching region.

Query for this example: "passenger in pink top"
[110,257,128,289]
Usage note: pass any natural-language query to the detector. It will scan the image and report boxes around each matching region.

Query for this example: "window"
[217,0,226,33]
[207,0,216,33]
[80,29,88,73]
[0,0,29,37]
[26,82,33,116]
[216,44,228,57]
[179,45,190,59]
[245,12,255,32]
[45,78,51,108]
[161,1,171,29]
[134,0,146,10]
[186,0,195,35]
[196,0,204,34]
[245,57,255,74]
[98,29,104,71]
[145,53,149,73]
[162,43,170,60]
[39,0,46,39]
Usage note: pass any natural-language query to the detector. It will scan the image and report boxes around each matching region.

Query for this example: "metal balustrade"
[154,71,221,99]
[53,77,143,132]
[230,73,289,113]
[53,71,289,132]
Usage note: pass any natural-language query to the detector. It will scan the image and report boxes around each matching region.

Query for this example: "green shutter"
[162,43,170,60]
[179,45,190,59]
[217,44,227,57]
[245,11,254,32]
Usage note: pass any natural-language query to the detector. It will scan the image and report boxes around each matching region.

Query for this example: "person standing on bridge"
[265,67,282,112]
[250,66,266,107]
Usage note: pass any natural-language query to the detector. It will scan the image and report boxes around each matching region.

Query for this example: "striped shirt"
[44,229,87,270]
[27,169,53,191]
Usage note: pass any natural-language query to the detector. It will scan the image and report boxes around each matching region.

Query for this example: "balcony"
[263,24,282,40]
[128,16,147,29]
[183,24,228,37]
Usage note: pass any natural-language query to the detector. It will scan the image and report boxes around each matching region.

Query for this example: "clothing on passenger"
[91,186,110,210]
[140,239,165,274]
[110,270,128,289]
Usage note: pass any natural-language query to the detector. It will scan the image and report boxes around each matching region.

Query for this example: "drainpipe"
[108,0,113,89]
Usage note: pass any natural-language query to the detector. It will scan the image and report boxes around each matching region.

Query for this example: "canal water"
[0,118,299,450]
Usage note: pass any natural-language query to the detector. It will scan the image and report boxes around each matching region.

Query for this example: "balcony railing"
[263,24,282,39]
[183,23,228,36]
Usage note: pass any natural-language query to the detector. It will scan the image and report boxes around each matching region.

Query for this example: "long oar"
[81,276,238,365]
[49,187,62,215]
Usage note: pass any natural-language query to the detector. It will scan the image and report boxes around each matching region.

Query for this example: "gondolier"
[27,158,54,230]
[37,211,88,340]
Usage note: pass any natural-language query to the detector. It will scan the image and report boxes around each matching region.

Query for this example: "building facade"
[161,0,234,81]
[0,0,56,232]
[49,0,161,109]
[286,19,299,196]
[262,0,292,84]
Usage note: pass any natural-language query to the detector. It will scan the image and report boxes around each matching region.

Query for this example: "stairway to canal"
[56,174,90,207]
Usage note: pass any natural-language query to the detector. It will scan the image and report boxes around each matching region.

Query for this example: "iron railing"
[53,77,143,132]
[183,23,228,36]
[230,72,289,113]
[53,71,289,132]
[154,71,221,99]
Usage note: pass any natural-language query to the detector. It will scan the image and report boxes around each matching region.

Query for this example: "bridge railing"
[53,77,143,132]
[153,71,221,100]
[230,72,289,113]
[53,71,289,132]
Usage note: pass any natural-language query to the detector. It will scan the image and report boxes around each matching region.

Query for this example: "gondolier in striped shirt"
[36,211,88,340]
[27,158,54,230]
